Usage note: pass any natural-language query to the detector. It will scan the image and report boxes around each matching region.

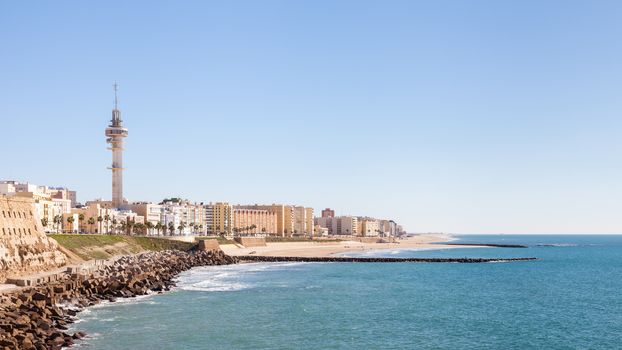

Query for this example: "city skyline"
[2,1,621,234]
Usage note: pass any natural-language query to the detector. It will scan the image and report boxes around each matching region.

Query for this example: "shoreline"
[220,233,481,258]
[0,250,237,350]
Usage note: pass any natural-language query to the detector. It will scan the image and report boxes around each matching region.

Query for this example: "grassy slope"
[49,235,195,261]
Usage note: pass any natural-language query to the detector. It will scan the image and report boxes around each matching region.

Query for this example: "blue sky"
[1,1,621,233]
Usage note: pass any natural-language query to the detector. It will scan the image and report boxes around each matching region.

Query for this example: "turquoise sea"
[71,235,622,349]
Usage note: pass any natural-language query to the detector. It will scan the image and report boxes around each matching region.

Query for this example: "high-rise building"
[205,202,233,235]
[105,83,128,208]
[315,215,358,235]
[321,208,334,218]
[235,204,313,237]
[360,219,379,237]
[232,207,277,235]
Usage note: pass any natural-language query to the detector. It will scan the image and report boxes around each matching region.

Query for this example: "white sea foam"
[177,262,305,293]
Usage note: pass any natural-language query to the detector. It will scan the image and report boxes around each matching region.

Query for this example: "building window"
[28,228,31,234]
[13,228,16,235]
[2,211,4,218]
[2,228,4,234]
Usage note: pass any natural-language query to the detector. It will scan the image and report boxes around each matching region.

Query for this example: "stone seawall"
[238,255,538,263]
[0,250,238,350]
[234,237,267,247]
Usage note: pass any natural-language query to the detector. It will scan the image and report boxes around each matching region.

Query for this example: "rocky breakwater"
[238,256,538,263]
[0,249,238,350]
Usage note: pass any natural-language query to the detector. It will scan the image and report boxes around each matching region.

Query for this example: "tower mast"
[105,83,128,208]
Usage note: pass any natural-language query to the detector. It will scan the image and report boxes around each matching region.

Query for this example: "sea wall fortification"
[0,196,66,282]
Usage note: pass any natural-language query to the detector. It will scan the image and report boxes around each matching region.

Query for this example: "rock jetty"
[238,256,537,263]
[0,250,237,350]
[441,243,529,248]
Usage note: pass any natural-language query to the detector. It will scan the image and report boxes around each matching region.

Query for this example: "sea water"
[70,235,622,349]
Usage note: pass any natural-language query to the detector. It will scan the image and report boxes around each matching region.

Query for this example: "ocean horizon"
[70,234,622,349]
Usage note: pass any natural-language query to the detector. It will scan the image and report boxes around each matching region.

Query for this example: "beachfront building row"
[126,201,315,237]
[314,209,402,236]
[234,204,314,236]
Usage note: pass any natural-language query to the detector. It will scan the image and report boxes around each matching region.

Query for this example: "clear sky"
[1,1,621,234]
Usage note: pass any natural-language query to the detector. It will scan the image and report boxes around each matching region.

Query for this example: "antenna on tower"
[113,82,119,110]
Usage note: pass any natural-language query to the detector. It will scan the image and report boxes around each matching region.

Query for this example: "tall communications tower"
[105,83,128,208]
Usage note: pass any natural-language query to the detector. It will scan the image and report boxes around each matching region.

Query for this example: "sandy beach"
[220,233,470,257]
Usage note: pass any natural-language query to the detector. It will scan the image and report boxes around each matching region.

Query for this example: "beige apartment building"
[235,204,313,237]
[232,208,277,235]
[315,215,358,235]
[205,202,233,235]
[72,203,117,234]
[127,202,163,228]
[360,219,380,237]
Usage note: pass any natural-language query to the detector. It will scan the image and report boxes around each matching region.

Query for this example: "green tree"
[97,216,103,234]
[41,218,49,230]
[53,215,62,233]
[127,220,135,235]
[87,217,96,234]
[66,216,75,233]
[135,223,145,235]
[146,221,154,235]
[168,222,175,235]
[104,214,111,234]
[178,221,187,235]
[155,222,163,236]
[78,213,85,233]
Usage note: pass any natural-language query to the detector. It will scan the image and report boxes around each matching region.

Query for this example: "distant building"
[293,206,314,236]
[321,208,335,218]
[315,215,358,235]
[127,202,163,234]
[205,202,233,235]
[0,181,75,233]
[360,219,379,237]
[232,207,277,235]
[159,198,206,235]
[235,204,313,237]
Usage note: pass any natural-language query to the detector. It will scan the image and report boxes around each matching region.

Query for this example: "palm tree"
[53,215,63,233]
[112,219,118,234]
[78,213,85,233]
[97,216,103,234]
[168,222,175,236]
[87,217,96,234]
[135,223,145,235]
[146,222,154,236]
[119,221,127,235]
[178,221,187,235]
[199,224,203,235]
[261,227,266,235]
[66,216,75,233]
[104,214,111,234]
[41,218,49,231]
[127,220,135,235]
[155,222,163,236]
